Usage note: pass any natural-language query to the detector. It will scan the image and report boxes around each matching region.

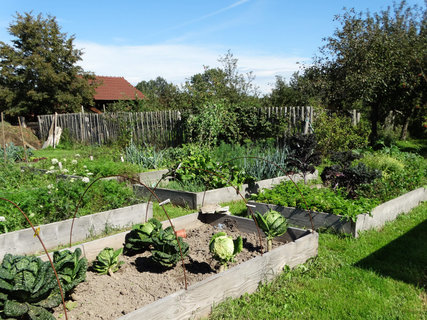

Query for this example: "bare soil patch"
[53,218,284,320]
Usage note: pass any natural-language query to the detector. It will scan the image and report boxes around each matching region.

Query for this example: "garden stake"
[17,117,28,163]
[1,112,6,163]
[0,197,69,320]
[69,175,189,290]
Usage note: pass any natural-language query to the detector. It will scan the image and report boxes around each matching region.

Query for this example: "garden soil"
[0,122,41,149]
[53,218,285,320]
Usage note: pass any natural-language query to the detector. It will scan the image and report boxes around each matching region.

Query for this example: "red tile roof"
[91,76,144,101]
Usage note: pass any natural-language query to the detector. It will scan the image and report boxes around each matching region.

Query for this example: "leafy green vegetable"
[151,227,189,268]
[124,218,163,255]
[251,180,379,221]
[53,248,88,293]
[92,247,124,276]
[0,254,61,319]
[209,232,243,272]
[254,210,288,251]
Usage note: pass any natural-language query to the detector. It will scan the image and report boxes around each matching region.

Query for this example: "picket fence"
[37,106,358,146]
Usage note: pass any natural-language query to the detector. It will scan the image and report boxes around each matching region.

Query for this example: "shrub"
[313,109,370,156]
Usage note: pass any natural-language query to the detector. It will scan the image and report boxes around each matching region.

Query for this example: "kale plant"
[286,134,321,183]
[321,151,381,198]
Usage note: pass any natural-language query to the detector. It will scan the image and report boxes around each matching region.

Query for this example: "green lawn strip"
[152,202,195,221]
[209,202,427,320]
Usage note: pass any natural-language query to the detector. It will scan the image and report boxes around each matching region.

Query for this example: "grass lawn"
[208,202,427,320]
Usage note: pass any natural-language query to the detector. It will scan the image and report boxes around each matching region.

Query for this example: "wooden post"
[1,112,6,163]
[18,117,28,162]
[80,106,84,142]
[52,112,58,149]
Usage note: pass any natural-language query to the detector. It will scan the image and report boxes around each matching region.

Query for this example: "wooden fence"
[37,110,182,147]
[37,107,359,146]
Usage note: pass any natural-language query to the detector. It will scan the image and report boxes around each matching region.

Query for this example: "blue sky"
[0,0,425,94]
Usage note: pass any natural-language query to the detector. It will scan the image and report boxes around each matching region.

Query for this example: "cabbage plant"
[0,255,62,319]
[124,218,162,254]
[53,248,88,292]
[254,210,288,251]
[92,247,124,276]
[151,227,189,268]
[209,232,243,272]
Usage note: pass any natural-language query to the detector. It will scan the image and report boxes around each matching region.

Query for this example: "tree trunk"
[369,106,379,146]
[400,108,415,141]
[400,117,410,140]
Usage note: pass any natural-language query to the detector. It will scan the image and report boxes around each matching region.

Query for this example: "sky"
[0,0,425,95]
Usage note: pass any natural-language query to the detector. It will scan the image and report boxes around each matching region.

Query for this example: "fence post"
[80,106,84,142]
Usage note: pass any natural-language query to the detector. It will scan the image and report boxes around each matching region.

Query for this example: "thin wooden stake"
[18,117,28,163]
[1,112,6,163]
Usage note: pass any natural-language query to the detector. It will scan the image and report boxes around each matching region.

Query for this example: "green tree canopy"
[0,12,95,118]
[301,1,426,141]
[183,50,260,107]
[135,76,185,110]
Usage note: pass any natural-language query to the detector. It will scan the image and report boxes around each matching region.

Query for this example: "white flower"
[47,184,54,189]
[0,216,5,222]
[81,177,90,183]
[20,169,24,172]
[71,159,78,165]
[87,172,93,176]
[63,158,67,162]
[49,166,55,170]
[61,169,69,173]
[83,165,87,169]
[75,154,81,158]
[46,170,52,174]
[70,178,75,182]
[51,158,59,165]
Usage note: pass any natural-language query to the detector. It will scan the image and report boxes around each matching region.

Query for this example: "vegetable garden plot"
[248,187,427,237]
[133,171,318,209]
[51,213,318,320]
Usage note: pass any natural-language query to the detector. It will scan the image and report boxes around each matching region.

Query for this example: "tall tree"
[266,74,309,107]
[302,1,426,141]
[135,76,185,110]
[183,50,260,107]
[0,12,95,118]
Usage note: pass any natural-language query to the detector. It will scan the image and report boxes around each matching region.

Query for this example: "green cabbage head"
[209,232,243,270]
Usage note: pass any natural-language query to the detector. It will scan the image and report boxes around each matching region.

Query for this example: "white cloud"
[76,41,307,95]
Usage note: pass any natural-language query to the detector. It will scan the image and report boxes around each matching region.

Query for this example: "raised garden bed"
[0,202,152,260]
[133,171,318,209]
[50,213,318,319]
[248,187,427,237]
